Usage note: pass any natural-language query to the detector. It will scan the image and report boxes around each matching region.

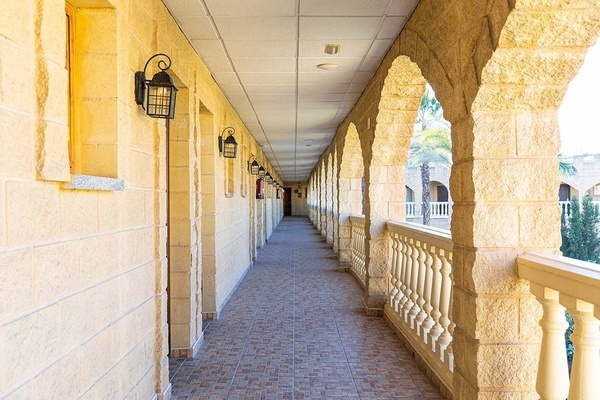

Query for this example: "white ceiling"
[162,0,419,182]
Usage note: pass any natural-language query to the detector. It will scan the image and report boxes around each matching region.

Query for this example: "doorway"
[284,187,292,216]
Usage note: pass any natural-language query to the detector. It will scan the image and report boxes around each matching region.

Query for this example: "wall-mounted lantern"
[218,127,238,158]
[258,166,265,178]
[135,53,178,119]
[265,172,273,184]
[249,158,259,175]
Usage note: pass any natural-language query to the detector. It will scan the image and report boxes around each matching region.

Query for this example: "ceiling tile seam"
[200,0,285,180]
[294,0,301,182]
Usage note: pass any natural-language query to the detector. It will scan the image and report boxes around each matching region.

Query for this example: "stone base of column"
[155,383,172,400]
[170,333,204,358]
[363,300,384,316]
[202,311,218,320]
[337,261,351,272]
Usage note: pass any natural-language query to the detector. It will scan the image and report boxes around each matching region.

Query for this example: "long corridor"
[169,217,443,399]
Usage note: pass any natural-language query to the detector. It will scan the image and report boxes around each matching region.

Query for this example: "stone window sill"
[62,174,124,191]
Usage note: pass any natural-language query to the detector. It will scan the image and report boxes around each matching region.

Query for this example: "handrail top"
[518,252,600,285]
[349,214,366,223]
[386,220,452,240]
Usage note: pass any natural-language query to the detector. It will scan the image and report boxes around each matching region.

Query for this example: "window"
[65,1,118,178]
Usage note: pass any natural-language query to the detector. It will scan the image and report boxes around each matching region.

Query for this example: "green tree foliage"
[561,195,600,263]
[559,194,600,373]
[408,85,451,226]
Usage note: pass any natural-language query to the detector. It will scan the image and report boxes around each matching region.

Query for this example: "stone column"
[363,164,405,313]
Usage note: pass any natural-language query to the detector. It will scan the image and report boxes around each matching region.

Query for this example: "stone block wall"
[310,0,600,397]
[0,0,282,398]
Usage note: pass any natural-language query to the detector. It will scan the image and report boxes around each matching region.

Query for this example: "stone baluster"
[421,245,435,341]
[402,238,415,322]
[562,295,600,400]
[530,284,569,400]
[389,234,399,308]
[437,249,452,358]
[415,242,429,334]
[408,239,422,328]
[428,248,444,348]
[395,234,409,312]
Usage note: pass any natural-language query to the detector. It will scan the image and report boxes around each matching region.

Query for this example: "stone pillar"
[326,156,334,245]
[450,110,557,398]
[320,164,327,238]
[364,164,405,313]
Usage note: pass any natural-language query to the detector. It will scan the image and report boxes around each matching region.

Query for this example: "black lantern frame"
[249,159,259,175]
[218,127,238,158]
[265,172,273,184]
[135,53,178,119]
[258,166,266,178]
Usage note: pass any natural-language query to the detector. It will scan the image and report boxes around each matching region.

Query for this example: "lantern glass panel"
[222,135,237,158]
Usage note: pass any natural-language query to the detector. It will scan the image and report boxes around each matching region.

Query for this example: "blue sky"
[559,41,600,156]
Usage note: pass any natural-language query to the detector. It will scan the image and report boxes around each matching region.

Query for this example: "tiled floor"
[169,217,443,399]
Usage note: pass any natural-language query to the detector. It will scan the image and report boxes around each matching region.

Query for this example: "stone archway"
[446,4,600,399]
[337,123,365,269]
[363,56,427,312]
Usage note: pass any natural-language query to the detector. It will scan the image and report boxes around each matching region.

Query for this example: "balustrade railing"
[559,200,571,217]
[518,253,600,400]
[385,221,454,392]
[406,202,416,217]
[349,215,366,287]
[430,202,450,218]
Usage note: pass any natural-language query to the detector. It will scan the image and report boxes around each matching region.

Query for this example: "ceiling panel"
[164,0,420,181]
[378,17,406,39]
[176,16,218,39]
[224,40,297,58]
[204,0,296,16]
[389,0,418,16]
[163,0,207,17]
[231,57,297,73]
[299,83,350,94]
[299,39,372,57]
[238,72,296,85]
[300,0,390,16]
[202,57,234,72]
[299,17,382,40]
[298,71,356,85]
[298,57,363,72]
[244,84,297,94]
[214,17,297,40]
[191,39,226,58]
[366,39,394,58]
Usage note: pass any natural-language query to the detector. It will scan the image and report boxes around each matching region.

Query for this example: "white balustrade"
[349,215,367,287]
[406,202,416,217]
[430,202,449,218]
[559,200,571,217]
[385,221,454,390]
[518,253,600,400]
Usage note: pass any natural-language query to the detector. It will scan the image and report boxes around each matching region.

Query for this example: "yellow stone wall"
[0,0,281,398]
[310,0,600,397]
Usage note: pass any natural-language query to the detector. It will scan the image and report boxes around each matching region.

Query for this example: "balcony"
[342,215,600,399]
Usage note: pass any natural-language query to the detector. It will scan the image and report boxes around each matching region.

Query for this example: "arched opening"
[407,83,452,227]
[337,123,364,268]
[362,56,426,311]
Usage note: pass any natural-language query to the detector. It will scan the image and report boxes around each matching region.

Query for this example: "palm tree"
[409,86,452,225]
[559,153,577,178]
[408,128,452,225]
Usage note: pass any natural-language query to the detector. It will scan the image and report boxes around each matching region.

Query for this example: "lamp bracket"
[135,53,172,106]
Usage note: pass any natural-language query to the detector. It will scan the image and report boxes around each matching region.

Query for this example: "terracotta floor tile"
[170,217,443,399]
